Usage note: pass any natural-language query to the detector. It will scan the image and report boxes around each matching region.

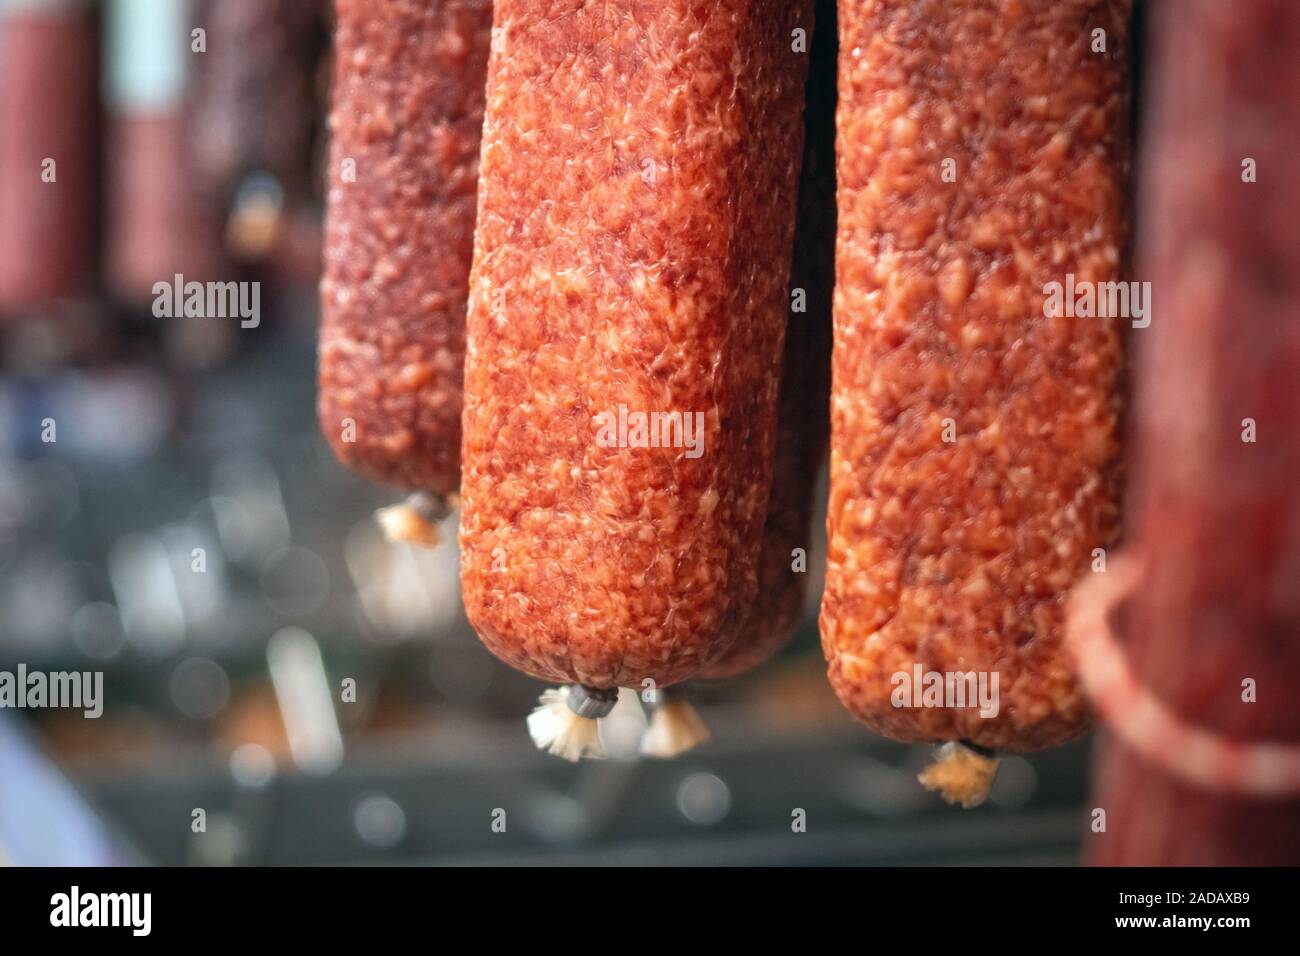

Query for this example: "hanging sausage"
[822,0,1132,806]
[1070,0,1300,864]
[643,0,838,758]
[104,0,223,307]
[0,0,98,315]
[318,0,492,544]
[460,0,812,759]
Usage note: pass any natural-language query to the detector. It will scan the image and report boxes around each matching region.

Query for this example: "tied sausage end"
[374,491,458,548]
[527,685,620,762]
[917,742,1001,809]
[640,692,710,759]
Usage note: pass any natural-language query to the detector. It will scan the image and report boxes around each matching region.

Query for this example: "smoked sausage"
[0,0,98,314]
[1072,0,1300,864]
[698,0,835,682]
[460,0,811,759]
[641,0,835,758]
[318,0,491,543]
[821,0,1132,804]
[104,0,223,305]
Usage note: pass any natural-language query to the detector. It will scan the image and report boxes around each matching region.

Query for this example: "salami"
[318,0,491,544]
[820,0,1132,805]
[1072,0,1300,865]
[0,0,98,314]
[460,0,811,759]
[643,0,836,760]
[698,0,835,684]
[190,0,325,258]
[104,0,222,304]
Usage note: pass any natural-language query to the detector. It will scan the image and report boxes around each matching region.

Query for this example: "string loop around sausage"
[1067,554,1300,798]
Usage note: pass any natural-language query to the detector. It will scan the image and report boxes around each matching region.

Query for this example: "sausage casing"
[0,1,98,312]
[821,0,1131,751]
[318,0,491,496]
[702,0,835,681]
[104,0,222,303]
[460,0,811,689]
[1086,0,1300,865]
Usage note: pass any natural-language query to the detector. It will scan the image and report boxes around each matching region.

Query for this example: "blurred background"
[0,0,1090,866]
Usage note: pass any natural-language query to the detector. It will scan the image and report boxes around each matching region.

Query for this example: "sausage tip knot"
[918,741,1001,809]
[374,491,457,547]
[527,686,615,761]
[640,692,710,758]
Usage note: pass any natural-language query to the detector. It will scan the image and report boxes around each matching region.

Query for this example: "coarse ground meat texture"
[702,0,836,680]
[820,0,1131,751]
[318,0,491,495]
[459,0,811,689]
[1089,0,1300,865]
